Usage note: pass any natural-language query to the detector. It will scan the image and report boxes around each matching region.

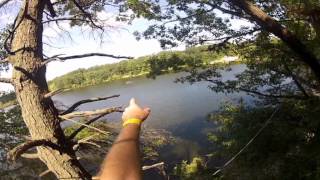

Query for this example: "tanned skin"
[100,98,151,180]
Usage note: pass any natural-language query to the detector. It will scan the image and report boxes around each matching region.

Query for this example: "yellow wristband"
[123,118,142,127]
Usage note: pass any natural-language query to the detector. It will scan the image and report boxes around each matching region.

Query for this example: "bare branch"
[7,139,58,161]
[68,114,106,140]
[20,153,38,159]
[60,107,123,119]
[44,88,67,98]
[0,58,8,63]
[78,140,101,148]
[43,17,90,24]
[73,134,99,151]
[44,0,56,17]
[0,77,12,84]
[142,162,165,171]
[42,53,133,65]
[39,169,51,178]
[0,0,11,9]
[60,115,113,136]
[61,95,120,115]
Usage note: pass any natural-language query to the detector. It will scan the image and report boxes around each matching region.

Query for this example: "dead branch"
[60,107,123,119]
[42,17,90,24]
[61,116,112,136]
[7,139,58,161]
[68,114,106,140]
[44,88,66,98]
[73,134,99,151]
[44,0,56,17]
[142,162,165,171]
[0,0,11,9]
[0,58,8,63]
[39,169,51,178]
[42,53,133,65]
[20,153,38,159]
[78,141,101,148]
[0,77,12,84]
[61,95,120,115]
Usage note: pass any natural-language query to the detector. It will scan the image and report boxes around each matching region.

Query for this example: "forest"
[0,0,320,180]
[48,45,235,91]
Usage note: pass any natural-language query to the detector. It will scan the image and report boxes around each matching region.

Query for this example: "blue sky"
[0,1,251,92]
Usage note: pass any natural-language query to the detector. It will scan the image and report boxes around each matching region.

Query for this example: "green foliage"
[0,28,9,74]
[173,157,211,179]
[0,92,17,109]
[64,122,112,140]
[49,46,234,90]
[206,98,320,179]
[0,106,27,164]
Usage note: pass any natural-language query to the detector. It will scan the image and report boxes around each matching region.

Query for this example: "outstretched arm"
[100,98,151,180]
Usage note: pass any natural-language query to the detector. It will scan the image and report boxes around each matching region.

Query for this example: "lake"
[53,64,250,162]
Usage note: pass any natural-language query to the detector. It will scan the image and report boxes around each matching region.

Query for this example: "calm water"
[53,64,249,161]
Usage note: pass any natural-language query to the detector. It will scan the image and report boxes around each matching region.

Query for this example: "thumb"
[129,98,136,106]
[143,107,151,114]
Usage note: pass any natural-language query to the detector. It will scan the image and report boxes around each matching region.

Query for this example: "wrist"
[122,118,143,127]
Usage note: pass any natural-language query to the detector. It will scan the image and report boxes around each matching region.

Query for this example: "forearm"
[100,124,142,180]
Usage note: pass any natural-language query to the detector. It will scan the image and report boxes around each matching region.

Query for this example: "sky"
[0,1,252,92]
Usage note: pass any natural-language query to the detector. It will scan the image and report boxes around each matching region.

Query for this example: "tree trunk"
[8,0,91,179]
[230,0,320,82]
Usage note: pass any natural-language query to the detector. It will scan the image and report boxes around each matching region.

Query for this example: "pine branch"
[60,95,120,115]
[70,0,103,30]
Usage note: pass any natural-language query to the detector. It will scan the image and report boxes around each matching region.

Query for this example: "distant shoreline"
[48,46,239,91]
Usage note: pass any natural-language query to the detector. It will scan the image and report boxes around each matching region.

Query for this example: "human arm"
[99,98,150,180]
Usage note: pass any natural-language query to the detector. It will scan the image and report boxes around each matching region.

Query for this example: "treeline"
[49,45,236,90]
[0,92,16,109]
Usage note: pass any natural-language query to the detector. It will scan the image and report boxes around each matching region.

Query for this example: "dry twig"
[61,95,120,115]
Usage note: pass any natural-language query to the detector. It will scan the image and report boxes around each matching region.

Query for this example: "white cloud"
[45,27,162,80]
